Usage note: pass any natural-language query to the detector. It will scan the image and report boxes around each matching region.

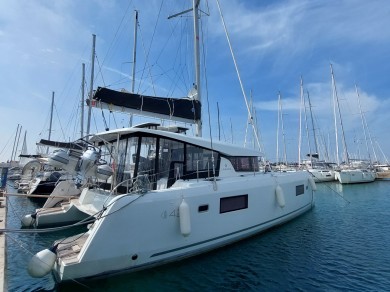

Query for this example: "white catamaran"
[27,1,316,282]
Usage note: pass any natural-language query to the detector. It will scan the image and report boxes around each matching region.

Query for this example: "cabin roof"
[91,127,262,157]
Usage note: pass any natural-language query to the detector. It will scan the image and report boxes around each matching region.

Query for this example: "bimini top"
[90,127,262,157]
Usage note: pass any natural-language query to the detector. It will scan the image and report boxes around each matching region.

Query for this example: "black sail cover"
[90,87,201,122]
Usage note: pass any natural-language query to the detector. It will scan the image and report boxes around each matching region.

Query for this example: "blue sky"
[1,0,390,164]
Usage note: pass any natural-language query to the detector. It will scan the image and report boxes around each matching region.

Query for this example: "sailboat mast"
[10,124,20,162]
[193,0,202,137]
[81,63,85,138]
[276,93,280,165]
[217,102,221,141]
[48,91,54,141]
[131,10,138,93]
[278,92,288,165]
[244,91,253,147]
[330,64,349,165]
[355,84,372,165]
[129,10,139,128]
[303,91,313,164]
[86,34,96,137]
[298,77,303,167]
[307,91,319,154]
[330,65,340,165]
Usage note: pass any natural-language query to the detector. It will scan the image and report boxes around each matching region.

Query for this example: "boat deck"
[56,233,89,265]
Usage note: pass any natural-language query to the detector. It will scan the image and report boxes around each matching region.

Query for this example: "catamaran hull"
[53,171,314,282]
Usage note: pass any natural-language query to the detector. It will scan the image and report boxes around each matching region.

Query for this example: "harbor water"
[5,181,390,291]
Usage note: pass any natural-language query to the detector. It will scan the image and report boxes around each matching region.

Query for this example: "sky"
[1,0,390,164]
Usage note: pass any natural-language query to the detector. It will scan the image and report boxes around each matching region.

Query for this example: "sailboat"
[299,78,335,182]
[330,64,375,184]
[27,1,316,282]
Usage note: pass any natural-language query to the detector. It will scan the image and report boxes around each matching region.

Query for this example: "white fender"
[275,185,285,208]
[27,247,57,278]
[308,176,317,191]
[179,198,191,236]
[21,214,34,227]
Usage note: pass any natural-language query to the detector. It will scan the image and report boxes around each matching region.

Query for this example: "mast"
[278,92,287,166]
[276,93,280,165]
[86,34,96,137]
[244,90,253,147]
[193,0,202,137]
[168,1,202,136]
[10,124,20,162]
[47,91,55,154]
[81,63,85,138]
[130,10,139,127]
[131,10,138,94]
[330,65,339,165]
[48,91,54,141]
[298,76,303,167]
[330,64,349,165]
[355,84,372,165]
[217,102,221,141]
[303,91,313,165]
[281,94,287,165]
[19,131,28,166]
[15,125,22,161]
[307,91,319,154]
[330,64,349,164]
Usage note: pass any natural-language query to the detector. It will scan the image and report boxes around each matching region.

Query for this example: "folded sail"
[89,87,201,124]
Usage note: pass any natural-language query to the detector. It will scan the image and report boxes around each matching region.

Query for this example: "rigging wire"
[200,10,217,186]
[53,103,66,140]
[0,132,15,157]
[136,2,165,96]
[215,0,262,151]
[95,0,134,81]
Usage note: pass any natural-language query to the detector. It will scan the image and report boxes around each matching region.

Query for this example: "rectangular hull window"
[220,195,248,213]
[296,184,304,196]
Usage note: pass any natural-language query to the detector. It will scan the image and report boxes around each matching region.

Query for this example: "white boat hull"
[308,169,335,182]
[335,169,376,184]
[53,171,314,282]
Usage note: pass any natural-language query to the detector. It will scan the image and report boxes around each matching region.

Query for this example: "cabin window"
[198,204,209,212]
[186,145,217,179]
[158,138,184,188]
[114,134,221,190]
[296,184,304,196]
[227,157,259,172]
[220,194,248,213]
[110,136,140,193]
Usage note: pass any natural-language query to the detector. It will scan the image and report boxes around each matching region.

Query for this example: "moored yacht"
[28,125,316,282]
[334,167,376,184]
[26,1,316,282]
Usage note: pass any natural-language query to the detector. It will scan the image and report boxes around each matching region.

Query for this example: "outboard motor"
[48,149,79,173]
[77,149,100,179]
[48,149,69,168]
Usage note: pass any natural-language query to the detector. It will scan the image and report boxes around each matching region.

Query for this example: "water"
[6,181,390,291]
